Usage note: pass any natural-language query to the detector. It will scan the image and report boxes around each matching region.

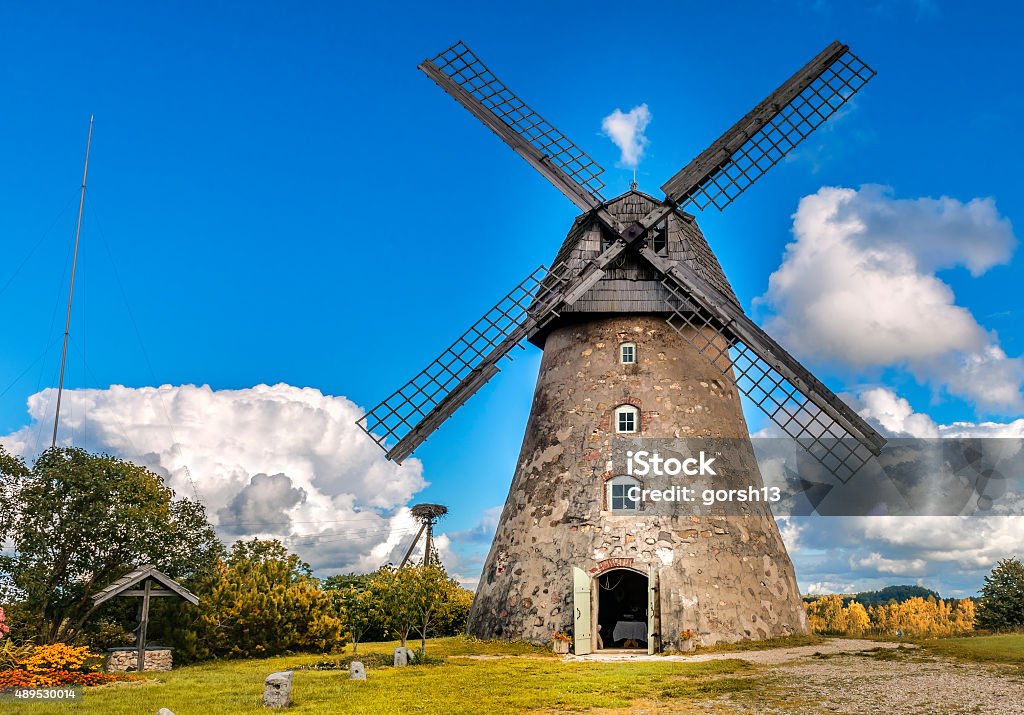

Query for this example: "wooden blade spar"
[661,40,876,211]
[419,41,607,212]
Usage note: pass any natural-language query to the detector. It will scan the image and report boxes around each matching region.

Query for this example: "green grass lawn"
[1,637,757,715]
[920,633,1024,665]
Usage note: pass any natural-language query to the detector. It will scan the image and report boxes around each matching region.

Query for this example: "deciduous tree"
[0,447,222,643]
[331,586,377,654]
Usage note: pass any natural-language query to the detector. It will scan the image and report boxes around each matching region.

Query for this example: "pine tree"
[976,558,1024,631]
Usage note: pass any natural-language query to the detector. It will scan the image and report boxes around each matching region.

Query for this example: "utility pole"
[398,504,448,568]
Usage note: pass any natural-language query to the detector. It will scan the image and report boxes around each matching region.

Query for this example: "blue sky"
[1,1,1023,595]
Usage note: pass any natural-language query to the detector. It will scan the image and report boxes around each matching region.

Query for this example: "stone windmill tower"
[358,41,885,653]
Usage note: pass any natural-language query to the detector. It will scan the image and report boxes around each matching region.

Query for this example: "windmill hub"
[359,39,883,652]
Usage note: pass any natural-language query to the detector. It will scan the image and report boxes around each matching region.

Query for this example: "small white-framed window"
[614,405,639,434]
[619,342,636,364]
[607,475,641,512]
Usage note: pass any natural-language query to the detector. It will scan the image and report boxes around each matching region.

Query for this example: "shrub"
[0,641,126,688]
[21,643,103,673]
[0,668,123,688]
[173,539,347,660]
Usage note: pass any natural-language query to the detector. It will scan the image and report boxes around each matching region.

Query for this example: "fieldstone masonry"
[106,647,173,672]
[467,316,809,647]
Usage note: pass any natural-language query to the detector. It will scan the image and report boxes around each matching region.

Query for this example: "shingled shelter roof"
[92,564,199,606]
[529,190,738,346]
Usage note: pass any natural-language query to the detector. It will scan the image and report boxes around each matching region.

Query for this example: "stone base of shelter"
[106,647,173,672]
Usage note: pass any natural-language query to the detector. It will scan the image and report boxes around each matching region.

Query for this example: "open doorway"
[596,568,648,650]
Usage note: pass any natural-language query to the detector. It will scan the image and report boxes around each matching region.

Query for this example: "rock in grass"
[393,646,417,666]
[349,661,366,680]
[263,670,293,708]
[157,710,176,715]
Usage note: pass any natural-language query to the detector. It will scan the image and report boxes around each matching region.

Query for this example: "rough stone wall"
[466,316,809,647]
[106,648,173,672]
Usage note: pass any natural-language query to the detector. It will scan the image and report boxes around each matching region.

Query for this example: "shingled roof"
[92,564,199,606]
[529,190,739,346]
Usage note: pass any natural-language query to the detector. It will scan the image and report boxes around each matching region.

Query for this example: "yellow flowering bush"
[0,642,123,688]
[20,643,99,673]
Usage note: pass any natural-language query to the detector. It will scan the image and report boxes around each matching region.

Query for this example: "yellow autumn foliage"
[805,596,975,638]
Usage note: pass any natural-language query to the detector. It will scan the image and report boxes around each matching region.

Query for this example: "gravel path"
[565,638,903,665]
[564,639,1024,714]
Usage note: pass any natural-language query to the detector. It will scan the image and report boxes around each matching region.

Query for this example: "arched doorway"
[596,568,648,650]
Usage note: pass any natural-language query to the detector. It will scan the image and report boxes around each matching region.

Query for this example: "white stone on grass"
[263,670,293,708]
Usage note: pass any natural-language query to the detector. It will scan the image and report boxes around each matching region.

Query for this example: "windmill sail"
[357,265,556,462]
[358,235,642,463]
[362,40,884,476]
[419,41,607,212]
[637,245,884,482]
[661,40,876,211]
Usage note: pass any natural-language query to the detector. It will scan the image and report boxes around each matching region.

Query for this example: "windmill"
[357,40,884,652]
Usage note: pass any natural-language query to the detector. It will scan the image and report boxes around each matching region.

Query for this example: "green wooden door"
[573,566,592,655]
[648,564,659,655]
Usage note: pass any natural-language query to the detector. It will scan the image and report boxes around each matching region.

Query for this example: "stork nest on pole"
[411,503,448,521]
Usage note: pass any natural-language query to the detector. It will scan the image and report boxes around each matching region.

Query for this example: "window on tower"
[614,405,639,434]
[651,220,668,255]
[607,475,641,512]
[619,342,636,364]
[600,226,616,252]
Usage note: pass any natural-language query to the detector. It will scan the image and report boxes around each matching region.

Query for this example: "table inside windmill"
[612,620,647,643]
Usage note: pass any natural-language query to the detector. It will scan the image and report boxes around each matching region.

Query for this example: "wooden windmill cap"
[528,189,739,348]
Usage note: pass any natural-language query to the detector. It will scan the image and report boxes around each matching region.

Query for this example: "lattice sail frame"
[664,46,876,212]
[357,264,570,461]
[361,40,883,468]
[659,279,875,483]
[421,41,606,209]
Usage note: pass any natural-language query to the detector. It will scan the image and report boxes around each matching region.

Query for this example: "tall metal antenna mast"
[52,115,94,449]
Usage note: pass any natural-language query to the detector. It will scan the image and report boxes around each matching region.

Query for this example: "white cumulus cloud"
[0,383,433,575]
[783,387,1024,596]
[602,104,651,168]
[848,386,1024,440]
[759,185,1021,411]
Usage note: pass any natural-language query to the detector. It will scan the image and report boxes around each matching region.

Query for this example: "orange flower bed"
[0,642,133,688]
[0,668,125,687]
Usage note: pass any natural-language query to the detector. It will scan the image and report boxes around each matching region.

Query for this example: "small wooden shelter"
[93,564,199,671]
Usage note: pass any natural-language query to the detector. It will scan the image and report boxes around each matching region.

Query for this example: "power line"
[0,194,77,300]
